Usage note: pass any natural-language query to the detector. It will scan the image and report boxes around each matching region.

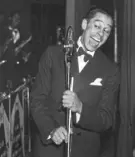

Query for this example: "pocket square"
[90,78,103,86]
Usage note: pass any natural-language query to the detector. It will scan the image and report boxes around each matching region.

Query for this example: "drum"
[0,78,31,157]
[10,82,30,157]
[0,95,10,157]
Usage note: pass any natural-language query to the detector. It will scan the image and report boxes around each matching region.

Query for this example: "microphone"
[64,26,74,57]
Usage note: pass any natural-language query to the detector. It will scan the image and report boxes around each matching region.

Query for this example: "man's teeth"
[93,37,100,42]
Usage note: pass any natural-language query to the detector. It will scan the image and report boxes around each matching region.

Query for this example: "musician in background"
[2,12,20,55]
[0,12,34,91]
[30,8,120,157]
[0,12,21,92]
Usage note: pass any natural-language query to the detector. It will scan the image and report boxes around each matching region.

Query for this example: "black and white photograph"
[0,0,135,157]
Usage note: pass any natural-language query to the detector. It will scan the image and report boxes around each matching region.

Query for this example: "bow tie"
[77,47,92,62]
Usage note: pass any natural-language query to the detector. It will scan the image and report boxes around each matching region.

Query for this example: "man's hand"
[51,126,68,145]
[62,90,82,114]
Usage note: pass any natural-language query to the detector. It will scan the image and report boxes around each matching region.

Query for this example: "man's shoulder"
[39,44,64,64]
[46,45,63,54]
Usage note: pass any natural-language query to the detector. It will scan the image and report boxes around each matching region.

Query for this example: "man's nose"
[98,30,104,37]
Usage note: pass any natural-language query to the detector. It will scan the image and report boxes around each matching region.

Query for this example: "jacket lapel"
[70,53,79,77]
[73,49,103,93]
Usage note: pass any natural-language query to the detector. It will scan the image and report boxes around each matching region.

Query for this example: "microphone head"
[64,26,75,57]
[65,26,74,46]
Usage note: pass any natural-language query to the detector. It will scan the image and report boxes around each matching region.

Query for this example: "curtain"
[116,0,135,156]
[74,0,90,41]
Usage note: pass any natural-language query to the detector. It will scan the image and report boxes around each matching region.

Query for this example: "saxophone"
[14,35,32,56]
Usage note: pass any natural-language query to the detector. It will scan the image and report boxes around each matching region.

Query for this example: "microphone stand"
[64,25,74,157]
[64,46,74,157]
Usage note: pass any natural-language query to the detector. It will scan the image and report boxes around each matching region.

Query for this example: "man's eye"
[94,24,100,29]
[104,29,110,34]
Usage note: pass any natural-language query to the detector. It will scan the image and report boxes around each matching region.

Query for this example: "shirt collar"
[77,36,95,57]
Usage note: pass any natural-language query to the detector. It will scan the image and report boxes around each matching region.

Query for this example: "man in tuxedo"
[30,8,120,157]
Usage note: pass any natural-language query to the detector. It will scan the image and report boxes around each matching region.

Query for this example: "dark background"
[1,1,133,157]
[0,0,115,63]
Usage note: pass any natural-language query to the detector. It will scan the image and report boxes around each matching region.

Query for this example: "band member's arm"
[30,47,59,144]
[77,67,120,132]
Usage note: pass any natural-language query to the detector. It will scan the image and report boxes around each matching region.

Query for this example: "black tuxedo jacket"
[30,45,120,157]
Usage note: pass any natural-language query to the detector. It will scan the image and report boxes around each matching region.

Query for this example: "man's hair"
[84,8,113,25]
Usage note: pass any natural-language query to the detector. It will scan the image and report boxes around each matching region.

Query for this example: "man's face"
[81,12,113,52]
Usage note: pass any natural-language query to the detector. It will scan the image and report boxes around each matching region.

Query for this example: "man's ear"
[81,19,88,30]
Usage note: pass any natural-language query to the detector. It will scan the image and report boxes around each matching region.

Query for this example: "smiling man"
[81,10,112,52]
[30,8,120,157]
